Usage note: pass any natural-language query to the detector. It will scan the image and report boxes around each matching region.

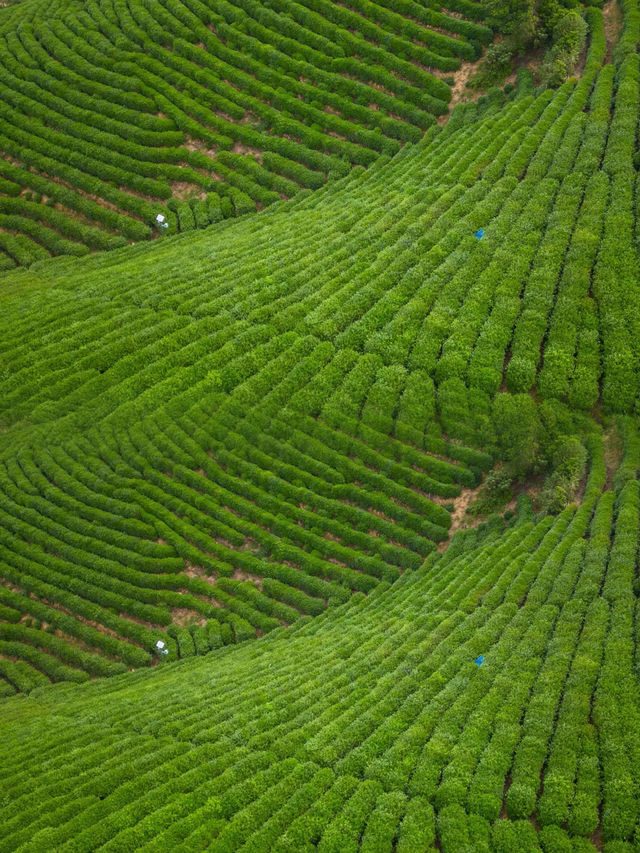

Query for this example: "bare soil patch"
[603,0,623,62]
[438,483,483,550]
[171,608,207,627]
[184,563,217,585]
[232,141,263,162]
[170,182,207,201]
[232,569,264,589]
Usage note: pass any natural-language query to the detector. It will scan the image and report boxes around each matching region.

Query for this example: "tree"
[492,393,541,477]
[484,0,537,48]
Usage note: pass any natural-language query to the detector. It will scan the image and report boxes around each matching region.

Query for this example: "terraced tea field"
[1,0,639,671]
[2,0,640,847]
[0,0,491,263]
[2,423,640,851]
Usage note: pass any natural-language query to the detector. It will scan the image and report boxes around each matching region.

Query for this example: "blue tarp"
[474,229,484,240]
[474,655,484,666]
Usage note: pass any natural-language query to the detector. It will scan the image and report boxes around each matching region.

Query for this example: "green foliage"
[0,0,489,258]
[492,393,542,478]
[469,466,514,515]
[0,9,639,851]
[0,425,636,851]
[484,41,516,77]
[540,434,588,511]
[541,11,589,85]
[0,3,636,690]
[484,0,537,44]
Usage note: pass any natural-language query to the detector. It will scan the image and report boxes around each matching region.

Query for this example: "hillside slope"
[1,0,640,849]
[1,0,640,691]
[0,0,490,263]
[2,423,640,851]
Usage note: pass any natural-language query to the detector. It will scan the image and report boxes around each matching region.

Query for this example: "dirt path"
[603,0,623,62]
[603,423,623,490]
[449,61,475,106]
[437,484,483,550]
[437,60,477,124]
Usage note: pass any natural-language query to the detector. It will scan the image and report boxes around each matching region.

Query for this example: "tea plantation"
[0,0,491,260]
[2,0,640,846]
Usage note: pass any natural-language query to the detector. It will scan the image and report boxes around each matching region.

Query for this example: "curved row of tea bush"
[2,424,640,851]
[0,0,489,260]
[1,0,639,691]
[0,332,488,682]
